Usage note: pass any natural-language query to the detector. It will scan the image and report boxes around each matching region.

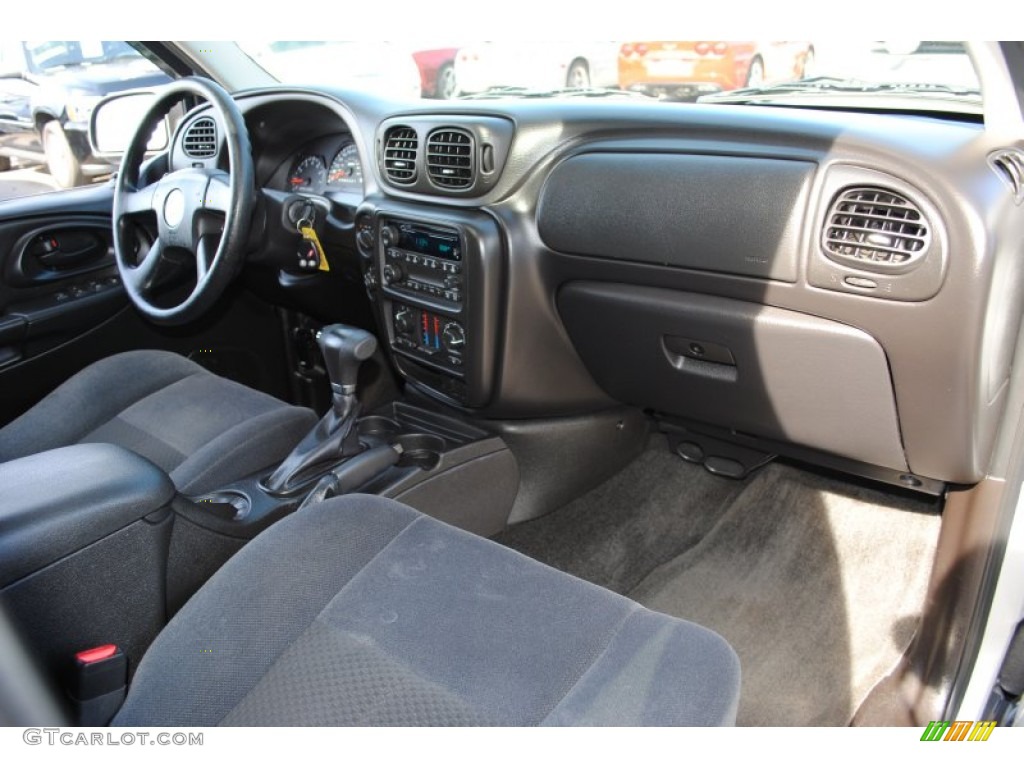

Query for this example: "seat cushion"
[113,494,741,727]
[0,350,317,495]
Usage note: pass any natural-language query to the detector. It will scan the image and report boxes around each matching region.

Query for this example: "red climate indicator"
[421,310,429,346]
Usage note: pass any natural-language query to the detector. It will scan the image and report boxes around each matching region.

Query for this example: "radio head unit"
[388,222,461,260]
[380,219,464,305]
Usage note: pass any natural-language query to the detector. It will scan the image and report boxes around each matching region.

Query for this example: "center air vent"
[426,128,474,189]
[182,117,217,159]
[383,126,418,185]
[822,187,930,273]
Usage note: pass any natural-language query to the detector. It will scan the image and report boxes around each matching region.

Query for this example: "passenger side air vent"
[822,187,931,273]
[182,117,217,159]
[990,149,1024,205]
[383,126,418,185]
[426,128,474,189]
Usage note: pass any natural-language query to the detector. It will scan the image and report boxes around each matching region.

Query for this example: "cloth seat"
[0,350,317,495]
[113,494,741,727]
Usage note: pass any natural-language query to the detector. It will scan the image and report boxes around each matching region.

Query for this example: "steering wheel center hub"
[162,188,185,228]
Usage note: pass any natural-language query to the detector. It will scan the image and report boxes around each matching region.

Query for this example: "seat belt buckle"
[67,644,127,726]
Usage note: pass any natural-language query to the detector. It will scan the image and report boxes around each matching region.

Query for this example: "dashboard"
[165,86,1024,492]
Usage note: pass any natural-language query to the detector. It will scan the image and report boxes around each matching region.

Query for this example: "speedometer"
[328,143,363,186]
[288,155,326,193]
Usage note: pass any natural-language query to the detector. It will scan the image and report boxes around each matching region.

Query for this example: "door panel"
[0,185,125,379]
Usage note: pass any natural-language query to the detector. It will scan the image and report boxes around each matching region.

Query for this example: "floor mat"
[494,436,746,595]
[629,461,940,726]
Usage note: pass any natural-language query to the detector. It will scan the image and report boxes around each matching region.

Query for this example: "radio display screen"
[398,226,461,261]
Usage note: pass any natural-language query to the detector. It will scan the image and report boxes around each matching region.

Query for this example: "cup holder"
[395,433,445,471]
[358,416,402,438]
[193,491,251,521]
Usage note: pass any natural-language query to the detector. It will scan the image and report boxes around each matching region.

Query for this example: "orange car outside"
[618,41,814,101]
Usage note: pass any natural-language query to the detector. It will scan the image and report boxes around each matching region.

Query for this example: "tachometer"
[288,155,326,193]
[328,143,363,186]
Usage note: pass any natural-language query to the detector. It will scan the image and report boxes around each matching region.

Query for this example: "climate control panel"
[391,303,466,373]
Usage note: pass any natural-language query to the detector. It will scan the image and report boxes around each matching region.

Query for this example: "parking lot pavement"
[0,165,60,201]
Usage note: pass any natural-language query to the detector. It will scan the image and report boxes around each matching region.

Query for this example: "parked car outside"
[413,47,460,99]
[618,40,814,101]
[454,41,620,95]
[0,41,169,188]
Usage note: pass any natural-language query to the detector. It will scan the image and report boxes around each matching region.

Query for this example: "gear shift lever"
[319,324,377,411]
[262,324,378,495]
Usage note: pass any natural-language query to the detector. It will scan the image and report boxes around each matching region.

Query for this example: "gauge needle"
[291,177,306,185]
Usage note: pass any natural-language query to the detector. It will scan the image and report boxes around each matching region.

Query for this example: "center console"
[357,202,504,409]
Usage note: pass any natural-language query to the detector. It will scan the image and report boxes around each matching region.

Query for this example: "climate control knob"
[394,308,414,335]
[441,321,466,351]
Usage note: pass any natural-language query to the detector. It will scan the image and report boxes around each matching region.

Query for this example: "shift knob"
[317,324,377,396]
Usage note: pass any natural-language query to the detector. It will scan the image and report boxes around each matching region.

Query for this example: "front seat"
[0,350,317,495]
[113,494,741,726]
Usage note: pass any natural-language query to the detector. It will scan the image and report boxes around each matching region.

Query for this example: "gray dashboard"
[172,88,1024,487]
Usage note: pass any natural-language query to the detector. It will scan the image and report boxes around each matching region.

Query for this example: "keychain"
[296,212,330,273]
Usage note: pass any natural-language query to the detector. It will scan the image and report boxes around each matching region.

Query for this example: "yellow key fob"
[299,225,330,272]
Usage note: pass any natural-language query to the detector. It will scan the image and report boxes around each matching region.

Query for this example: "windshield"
[23,40,143,72]
[236,40,982,115]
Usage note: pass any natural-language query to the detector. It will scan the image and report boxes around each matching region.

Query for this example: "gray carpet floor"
[495,436,942,726]
[495,437,747,595]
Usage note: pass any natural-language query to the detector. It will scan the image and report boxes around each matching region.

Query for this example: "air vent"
[426,128,474,189]
[990,149,1024,205]
[822,187,931,272]
[182,117,217,159]
[383,126,418,185]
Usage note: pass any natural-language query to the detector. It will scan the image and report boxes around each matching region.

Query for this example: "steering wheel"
[112,77,255,325]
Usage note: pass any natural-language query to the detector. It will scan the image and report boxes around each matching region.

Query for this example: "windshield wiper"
[700,76,981,104]
[459,86,650,100]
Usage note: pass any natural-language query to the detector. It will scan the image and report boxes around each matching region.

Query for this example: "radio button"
[381,225,400,247]
[382,263,405,285]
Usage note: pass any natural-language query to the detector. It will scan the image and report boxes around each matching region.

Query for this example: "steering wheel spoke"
[196,234,219,281]
[119,183,160,217]
[123,237,165,293]
[202,172,232,215]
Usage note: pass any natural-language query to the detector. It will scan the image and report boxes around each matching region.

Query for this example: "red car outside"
[413,48,459,99]
[618,41,814,101]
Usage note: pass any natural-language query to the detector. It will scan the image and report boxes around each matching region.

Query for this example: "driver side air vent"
[426,128,474,189]
[383,126,418,185]
[990,149,1024,205]
[822,186,931,273]
[182,117,217,159]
